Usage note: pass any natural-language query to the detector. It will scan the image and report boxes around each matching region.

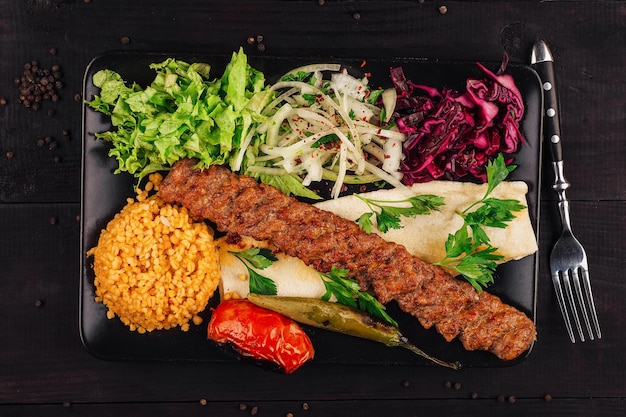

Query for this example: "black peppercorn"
[16,61,64,109]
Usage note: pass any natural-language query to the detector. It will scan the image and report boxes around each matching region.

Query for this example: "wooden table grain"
[1,1,624,416]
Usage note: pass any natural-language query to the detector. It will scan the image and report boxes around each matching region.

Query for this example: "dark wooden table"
[1,1,624,416]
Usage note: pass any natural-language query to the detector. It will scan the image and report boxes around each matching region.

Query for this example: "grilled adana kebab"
[159,159,537,361]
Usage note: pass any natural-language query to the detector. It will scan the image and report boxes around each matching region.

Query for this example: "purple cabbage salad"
[390,58,525,184]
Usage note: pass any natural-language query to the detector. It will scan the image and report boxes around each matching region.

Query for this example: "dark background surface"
[1,1,624,416]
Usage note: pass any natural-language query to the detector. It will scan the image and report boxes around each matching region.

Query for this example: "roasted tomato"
[207,299,315,374]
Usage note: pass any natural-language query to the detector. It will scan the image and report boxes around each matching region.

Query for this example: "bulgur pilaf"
[87,173,220,333]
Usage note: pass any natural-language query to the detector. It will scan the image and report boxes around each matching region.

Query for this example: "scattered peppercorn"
[318,0,325,6]
[256,35,264,43]
[47,108,55,117]
[250,405,259,415]
[50,216,58,225]
[402,380,410,388]
[453,382,462,391]
[239,403,247,411]
[497,395,505,403]
[352,11,361,20]
[74,93,82,102]
[247,36,255,45]
[508,395,516,404]
[286,413,294,417]
[16,60,63,109]
[257,43,266,52]
[302,402,309,410]
[75,214,81,222]
[120,36,130,45]
[199,399,207,406]
[34,299,44,307]
[5,151,14,159]
[37,138,45,147]
[444,381,452,389]
[62,401,71,408]
[49,47,57,56]
[471,392,479,399]
[544,393,552,402]
[439,5,448,15]
[54,155,61,163]
[0,97,7,106]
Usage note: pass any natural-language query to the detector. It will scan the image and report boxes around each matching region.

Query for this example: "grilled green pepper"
[247,294,461,370]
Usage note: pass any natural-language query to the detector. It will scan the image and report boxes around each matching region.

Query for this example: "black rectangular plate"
[80,52,542,367]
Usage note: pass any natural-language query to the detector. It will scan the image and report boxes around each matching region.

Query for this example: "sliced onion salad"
[240,64,407,199]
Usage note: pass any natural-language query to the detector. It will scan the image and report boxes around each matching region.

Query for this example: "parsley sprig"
[355,194,445,233]
[434,154,526,291]
[229,247,398,327]
[229,247,278,295]
[320,266,398,327]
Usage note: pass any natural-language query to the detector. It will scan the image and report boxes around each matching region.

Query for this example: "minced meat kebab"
[158,159,536,361]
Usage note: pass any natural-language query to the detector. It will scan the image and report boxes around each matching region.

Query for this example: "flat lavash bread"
[217,235,329,300]
[218,181,538,297]
[314,181,538,265]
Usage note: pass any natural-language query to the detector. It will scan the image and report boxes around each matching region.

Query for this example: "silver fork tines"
[549,162,602,343]
[551,233,602,342]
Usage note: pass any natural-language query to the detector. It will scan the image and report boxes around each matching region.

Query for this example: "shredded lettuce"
[86,48,271,182]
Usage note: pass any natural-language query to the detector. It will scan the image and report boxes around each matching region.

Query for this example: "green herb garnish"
[434,154,525,291]
[281,70,311,82]
[229,247,278,295]
[355,194,445,233]
[320,266,398,327]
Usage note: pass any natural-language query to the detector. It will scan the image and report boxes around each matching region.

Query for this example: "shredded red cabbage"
[391,59,525,184]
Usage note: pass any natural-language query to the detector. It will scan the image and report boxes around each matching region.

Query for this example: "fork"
[531,40,601,343]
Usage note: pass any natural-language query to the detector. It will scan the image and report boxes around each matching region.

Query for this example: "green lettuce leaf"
[85,47,271,182]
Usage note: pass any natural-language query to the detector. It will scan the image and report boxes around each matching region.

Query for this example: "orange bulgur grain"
[87,174,220,333]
